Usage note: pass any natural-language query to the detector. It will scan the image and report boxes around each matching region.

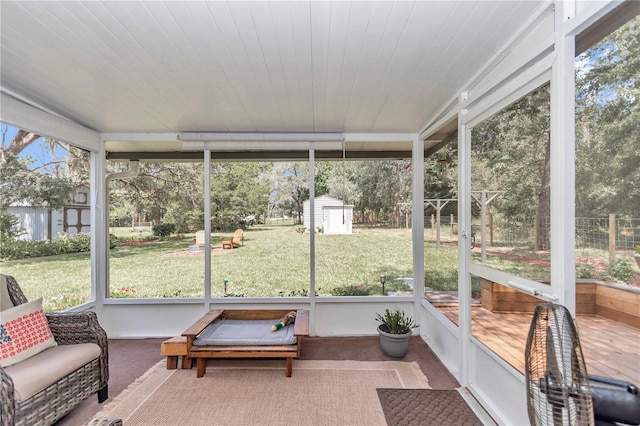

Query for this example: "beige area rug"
[94,359,430,425]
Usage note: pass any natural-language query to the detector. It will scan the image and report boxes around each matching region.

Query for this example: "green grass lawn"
[2,225,550,311]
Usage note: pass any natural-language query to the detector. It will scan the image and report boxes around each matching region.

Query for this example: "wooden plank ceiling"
[1,1,542,154]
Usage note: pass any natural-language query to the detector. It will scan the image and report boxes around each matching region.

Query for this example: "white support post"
[91,145,107,309]
[551,1,577,315]
[412,135,425,323]
[458,95,472,387]
[204,150,211,304]
[309,147,316,336]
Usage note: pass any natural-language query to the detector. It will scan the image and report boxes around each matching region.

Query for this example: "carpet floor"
[55,336,459,425]
[93,359,431,425]
[377,389,484,426]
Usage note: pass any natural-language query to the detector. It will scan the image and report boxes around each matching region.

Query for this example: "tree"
[471,84,551,249]
[347,160,412,226]
[467,13,639,251]
[108,161,206,232]
[0,128,40,162]
[211,162,270,228]
[265,162,310,224]
[576,15,640,217]
[424,142,459,217]
[1,126,90,212]
[323,161,360,204]
[107,161,271,232]
[0,210,24,243]
[0,151,74,210]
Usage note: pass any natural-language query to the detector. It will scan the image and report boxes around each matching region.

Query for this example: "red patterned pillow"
[0,298,57,367]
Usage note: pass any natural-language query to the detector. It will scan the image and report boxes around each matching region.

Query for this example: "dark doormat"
[377,388,485,425]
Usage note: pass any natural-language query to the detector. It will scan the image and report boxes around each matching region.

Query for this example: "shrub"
[161,290,183,298]
[110,286,137,298]
[44,294,87,312]
[576,263,594,279]
[56,232,91,253]
[152,223,176,237]
[0,232,107,260]
[1,240,52,260]
[109,233,119,249]
[331,284,372,296]
[278,288,321,297]
[0,211,24,244]
[608,260,635,283]
[112,233,157,245]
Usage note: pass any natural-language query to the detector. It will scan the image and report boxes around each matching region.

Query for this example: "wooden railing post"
[609,213,616,265]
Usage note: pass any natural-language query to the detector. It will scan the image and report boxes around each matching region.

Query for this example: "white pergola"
[1,1,631,423]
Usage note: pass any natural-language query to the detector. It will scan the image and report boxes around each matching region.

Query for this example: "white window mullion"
[412,135,424,324]
[204,149,212,304]
[458,99,473,386]
[550,2,577,314]
[91,146,107,307]
[309,148,316,336]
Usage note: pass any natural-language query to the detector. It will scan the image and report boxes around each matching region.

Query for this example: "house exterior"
[303,195,353,235]
[7,186,91,241]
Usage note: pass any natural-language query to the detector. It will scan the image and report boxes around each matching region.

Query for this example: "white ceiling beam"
[181,141,343,151]
[563,0,621,37]
[420,104,458,141]
[101,133,179,142]
[463,53,553,128]
[459,2,553,106]
[344,133,415,143]
[178,132,343,142]
[0,92,99,151]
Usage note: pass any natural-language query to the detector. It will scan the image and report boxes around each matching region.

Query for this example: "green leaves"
[0,152,74,210]
[575,15,640,217]
[375,307,416,334]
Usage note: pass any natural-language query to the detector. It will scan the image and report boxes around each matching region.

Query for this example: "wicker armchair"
[0,274,109,426]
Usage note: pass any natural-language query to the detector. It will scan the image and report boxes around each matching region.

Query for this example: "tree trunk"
[535,131,551,250]
[0,130,40,162]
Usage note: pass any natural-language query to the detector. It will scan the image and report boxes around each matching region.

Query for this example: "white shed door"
[326,207,349,234]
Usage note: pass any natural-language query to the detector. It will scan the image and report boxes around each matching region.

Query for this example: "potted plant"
[375,307,416,358]
[635,245,640,269]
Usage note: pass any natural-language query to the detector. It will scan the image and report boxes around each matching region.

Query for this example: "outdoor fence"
[424,213,640,264]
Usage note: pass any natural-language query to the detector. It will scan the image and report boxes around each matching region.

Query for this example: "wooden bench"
[160,336,192,369]
[182,309,309,378]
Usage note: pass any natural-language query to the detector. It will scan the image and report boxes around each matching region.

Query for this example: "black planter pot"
[377,324,411,358]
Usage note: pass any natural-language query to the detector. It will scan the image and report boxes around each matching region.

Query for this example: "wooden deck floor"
[438,306,640,384]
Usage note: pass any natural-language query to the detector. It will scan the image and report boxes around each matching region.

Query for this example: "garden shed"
[7,186,91,241]
[303,195,353,235]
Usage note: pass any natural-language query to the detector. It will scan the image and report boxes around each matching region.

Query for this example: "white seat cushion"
[194,319,297,346]
[4,343,101,401]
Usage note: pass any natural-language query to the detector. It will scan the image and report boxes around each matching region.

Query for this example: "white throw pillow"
[0,298,57,367]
